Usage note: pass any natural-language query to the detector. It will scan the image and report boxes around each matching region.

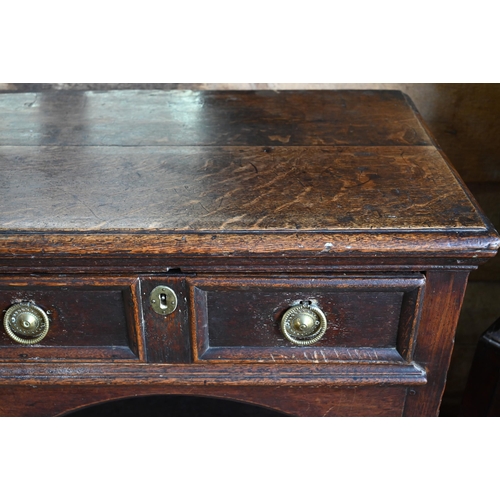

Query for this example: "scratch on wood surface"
[25,94,38,107]
[57,188,105,222]
[199,202,210,214]
[322,405,336,417]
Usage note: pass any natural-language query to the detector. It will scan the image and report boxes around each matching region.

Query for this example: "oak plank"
[0,90,431,147]
[0,146,487,232]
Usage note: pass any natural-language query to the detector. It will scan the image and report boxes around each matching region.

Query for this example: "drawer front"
[0,277,143,360]
[189,275,425,363]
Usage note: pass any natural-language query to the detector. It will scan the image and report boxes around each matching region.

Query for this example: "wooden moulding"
[0,254,495,278]
[0,231,497,260]
[0,276,144,361]
[0,274,428,392]
[189,275,425,365]
[0,361,427,387]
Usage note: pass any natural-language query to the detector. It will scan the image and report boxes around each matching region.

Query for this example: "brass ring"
[3,302,50,345]
[280,303,327,346]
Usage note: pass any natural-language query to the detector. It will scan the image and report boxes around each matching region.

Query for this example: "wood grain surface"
[140,277,191,363]
[0,276,142,360]
[0,89,496,262]
[0,361,426,387]
[0,90,431,147]
[190,275,424,363]
[0,384,410,417]
[403,271,469,416]
[0,145,487,232]
[0,89,496,416]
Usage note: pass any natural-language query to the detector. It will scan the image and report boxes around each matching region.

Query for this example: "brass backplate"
[280,303,327,346]
[3,302,50,344]
[150,285,177,315]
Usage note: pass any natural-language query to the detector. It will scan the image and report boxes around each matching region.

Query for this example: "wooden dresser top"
[0,90,498,259]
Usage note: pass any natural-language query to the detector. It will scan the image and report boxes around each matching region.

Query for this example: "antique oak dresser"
[0,89,498,416]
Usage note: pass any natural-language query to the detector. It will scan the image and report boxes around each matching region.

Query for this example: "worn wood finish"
[0,384,408,417]
[402,271,470,416]
[0,277,141,360]
[190,276,424,362]
[0,90,497,416]
[0,361,427,387]
[0,90,431,147]
[140,277,191,363]
[0,232,497,261]
[466,182,500,281]
[0,254,490,276]
[0,145,487,232]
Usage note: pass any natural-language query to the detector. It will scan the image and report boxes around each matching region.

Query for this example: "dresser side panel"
[403,270,469,416]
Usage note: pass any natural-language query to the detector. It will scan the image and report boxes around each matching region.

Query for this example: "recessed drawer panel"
[0,277,143,360]
[190,275,425,363]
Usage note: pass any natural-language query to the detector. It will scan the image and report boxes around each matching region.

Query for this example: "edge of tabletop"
[0,228,498,260]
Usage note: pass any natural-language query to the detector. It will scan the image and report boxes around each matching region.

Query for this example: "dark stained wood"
[0,277,142,360]
[466,182,500,282]
[0,91,496,268]
[396,285,425,361]
[191,285,209,360]
[0,384,408,417]
[140,277,191,363]
[0,90,432,147]
[200,346,407,364]
[0,146,487,232]
[190,276,424,362]
[0,90,496,416]
[403,271,470,416]
[0,232,497,262]
[126,279,146,361]
[4,84,500,183]
[0,254,491,275]
[0,361,427,387]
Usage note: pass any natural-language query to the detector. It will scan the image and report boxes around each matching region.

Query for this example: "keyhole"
[159,293,168,310]
[150,285,177,315]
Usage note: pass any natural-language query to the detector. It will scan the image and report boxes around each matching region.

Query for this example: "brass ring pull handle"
[3,302,50,345]
[280,302,327,346]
